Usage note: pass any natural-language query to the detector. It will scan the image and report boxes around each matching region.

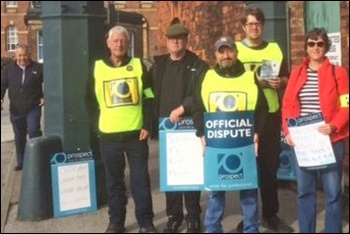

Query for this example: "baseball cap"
[214,37,236,51]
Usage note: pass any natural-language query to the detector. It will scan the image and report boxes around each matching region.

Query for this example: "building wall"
[1,1,31,59]
[112,1,159,60]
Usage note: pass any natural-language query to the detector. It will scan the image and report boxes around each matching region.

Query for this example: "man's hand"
[169,105,185,123]
[318,123,336,135]
[139,129,149,141]
[38,97,44,107]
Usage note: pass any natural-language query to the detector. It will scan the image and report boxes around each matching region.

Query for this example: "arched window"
[6,26,18,51]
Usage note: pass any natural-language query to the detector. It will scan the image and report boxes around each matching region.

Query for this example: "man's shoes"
[186,220,201,233]
[105,223,125,233]
[262,215,294,233]
[14,165,22,171]
[163,219,182,233]
[236,220,243,233]
[139,224,157,233]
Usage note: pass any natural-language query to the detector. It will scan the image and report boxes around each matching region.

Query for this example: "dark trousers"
[10,106,42,166]
[258,113,281,219]
[165,191,201,222]
[100,137,154,227]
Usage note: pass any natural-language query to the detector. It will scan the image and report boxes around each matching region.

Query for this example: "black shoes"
[163,219,182,233]
[236,220,244,233]
[105,223,125,233]
[14,164,22,171]
[236,216,294,233]
[139,224,157,233]
[261,215,294,233]
[186,220,201,233]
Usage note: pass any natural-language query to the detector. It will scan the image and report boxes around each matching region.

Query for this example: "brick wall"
[157,1,245,65]
[1,1,30,58]
[288,1,306,69]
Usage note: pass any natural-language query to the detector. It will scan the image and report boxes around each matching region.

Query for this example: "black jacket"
[1,61,43,114]
[192,59,268,137]
[149,50,208,138]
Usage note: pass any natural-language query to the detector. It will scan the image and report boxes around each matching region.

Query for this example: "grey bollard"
[17,135,62,221]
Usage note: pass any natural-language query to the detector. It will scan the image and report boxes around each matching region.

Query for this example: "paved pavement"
[1,94,349,233]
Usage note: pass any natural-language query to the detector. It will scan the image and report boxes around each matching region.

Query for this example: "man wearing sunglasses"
[235,7,293,233]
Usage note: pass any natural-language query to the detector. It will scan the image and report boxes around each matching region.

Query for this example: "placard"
[159,117,204,191]
[204,112,258,191]
[51,151,97,217]
[277,129,296,180]
[288,113,336,169]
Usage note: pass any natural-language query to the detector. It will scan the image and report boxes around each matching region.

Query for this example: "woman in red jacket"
[282,28,349,233]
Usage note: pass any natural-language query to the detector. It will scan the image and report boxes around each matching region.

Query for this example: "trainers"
[105,223,125,233]
[186,220,201,233]
[163,219,182,233]
[262,215,294,233]
[14,164,22,171]
[139,224,157,233]
[236,220,243,233]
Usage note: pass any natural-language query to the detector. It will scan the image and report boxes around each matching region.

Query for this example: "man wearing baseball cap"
[150,18,208,233]
[192,36,268,233]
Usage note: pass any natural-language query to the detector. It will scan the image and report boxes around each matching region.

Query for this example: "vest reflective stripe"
[201,70,258,113]
[237,41,283,113]
[94,58,144,133]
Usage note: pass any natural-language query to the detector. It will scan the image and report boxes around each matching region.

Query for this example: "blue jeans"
[99,137,154,228]
[294,141,345,233]
[204,190,259,233]
[10,106,42,166]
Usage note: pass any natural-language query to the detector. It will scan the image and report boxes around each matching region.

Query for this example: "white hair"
[108,26,130,41]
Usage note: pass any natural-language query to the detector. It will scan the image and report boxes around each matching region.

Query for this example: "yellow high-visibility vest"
[201,70,258,112]
[237,41,283,113]
[94,58,153,133]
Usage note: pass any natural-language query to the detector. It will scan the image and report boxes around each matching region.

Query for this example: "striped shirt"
[298,67,321,116]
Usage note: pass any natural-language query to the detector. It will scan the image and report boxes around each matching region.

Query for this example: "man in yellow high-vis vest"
[235,7,293,233]
[192,36,268,233]
[86,26,156,233]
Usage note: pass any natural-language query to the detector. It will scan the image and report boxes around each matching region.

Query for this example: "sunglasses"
[307,41,325,48]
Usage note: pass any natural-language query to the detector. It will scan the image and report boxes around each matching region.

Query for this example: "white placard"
[166,132,203,185]
[288,113,336,168]
[57,163,91,212]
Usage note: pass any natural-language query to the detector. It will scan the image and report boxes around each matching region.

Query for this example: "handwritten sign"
[288,113,336,169]
[159,118,204,191]
[51,151,97,217]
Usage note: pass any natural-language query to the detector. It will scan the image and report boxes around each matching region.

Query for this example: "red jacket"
[282,57,349,143]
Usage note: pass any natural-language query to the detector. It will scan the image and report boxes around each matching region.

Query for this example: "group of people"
[1,6,348,234]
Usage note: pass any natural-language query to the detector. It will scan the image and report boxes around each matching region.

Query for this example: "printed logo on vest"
[104,77,139,107]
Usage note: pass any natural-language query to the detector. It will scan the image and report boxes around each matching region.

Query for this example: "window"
[5,1,18,8]
[128,32,135,57]
[6,26,18,51]
[37,31,44,63]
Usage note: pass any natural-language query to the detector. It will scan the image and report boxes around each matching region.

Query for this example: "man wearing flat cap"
[192,36,268,233]
[150,18,208,233]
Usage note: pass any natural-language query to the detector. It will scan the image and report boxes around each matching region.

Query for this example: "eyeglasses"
[307,41,325,48]
[245,22,262,28]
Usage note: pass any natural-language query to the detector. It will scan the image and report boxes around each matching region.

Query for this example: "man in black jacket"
[1,45,44,171]
[150,18,208,233]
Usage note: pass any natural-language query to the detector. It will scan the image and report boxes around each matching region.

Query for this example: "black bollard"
[17,135,62,221]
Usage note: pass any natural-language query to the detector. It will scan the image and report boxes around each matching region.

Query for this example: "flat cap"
[166,23,189,38]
